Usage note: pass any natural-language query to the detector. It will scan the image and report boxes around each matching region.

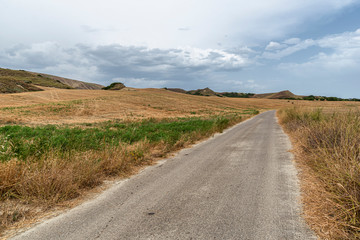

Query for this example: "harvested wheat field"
[0,87,278,125]
[1,87,358,126]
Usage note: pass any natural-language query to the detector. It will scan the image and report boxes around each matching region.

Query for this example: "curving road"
[13,110,315,240]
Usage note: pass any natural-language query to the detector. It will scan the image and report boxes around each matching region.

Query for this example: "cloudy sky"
[1,0,360,97]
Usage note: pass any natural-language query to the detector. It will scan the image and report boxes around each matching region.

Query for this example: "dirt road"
[12,111,315,239]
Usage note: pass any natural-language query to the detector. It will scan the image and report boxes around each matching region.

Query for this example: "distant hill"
[166,87,218,96]
[219,92,255,98]
[187,87,218,96]
[252,90,298,99]
[0,68,104,93]
[0,68,72,91]
[165,88,301,100]
[165,88,187,94]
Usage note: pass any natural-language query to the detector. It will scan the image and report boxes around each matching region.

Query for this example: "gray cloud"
[0,42,249,87]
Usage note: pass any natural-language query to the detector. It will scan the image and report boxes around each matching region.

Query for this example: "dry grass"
[2,87,357,126]
[1,88,360,238]
[278,108,360,239]
[0,88,263,125]
[2,88,359,126]
[0,142,148,236]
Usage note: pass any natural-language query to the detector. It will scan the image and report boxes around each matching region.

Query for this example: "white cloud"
[263,28,360,61]
[0,42,249,86]
[277,28,360,68]
[265,41,287,51]
[275,29,360,96]
[262,39,316,59]
[317,29,360,49]
[0,0,357,49]
[1,1,360,96]
[112,78,168,88]
[283,38,301,45]
[244,79,265,91]
[174,47,249,70]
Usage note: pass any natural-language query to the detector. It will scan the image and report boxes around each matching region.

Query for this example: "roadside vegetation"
[278,108,360,239]
[0,112,257,235]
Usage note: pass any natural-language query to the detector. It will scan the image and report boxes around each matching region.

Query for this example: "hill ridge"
[166,87,298,99]
[0,68,104,93]
[30,72,104,90]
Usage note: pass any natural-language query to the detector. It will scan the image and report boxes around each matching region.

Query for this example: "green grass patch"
[243,109,260,115]
[0,116,239,162]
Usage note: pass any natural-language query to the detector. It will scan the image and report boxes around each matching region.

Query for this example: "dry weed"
[279,108,360,239]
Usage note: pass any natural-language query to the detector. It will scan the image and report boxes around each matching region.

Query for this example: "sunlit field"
[1,87,360,238]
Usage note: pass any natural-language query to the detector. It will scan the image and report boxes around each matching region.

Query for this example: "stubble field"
[2,87,356,126]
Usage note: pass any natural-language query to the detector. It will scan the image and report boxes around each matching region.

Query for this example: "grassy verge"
[0,113,257,235]
[278,108,360,239]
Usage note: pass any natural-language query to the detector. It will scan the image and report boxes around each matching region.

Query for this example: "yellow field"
[1,87,359,125]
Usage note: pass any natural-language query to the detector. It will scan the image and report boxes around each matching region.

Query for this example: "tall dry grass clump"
[279,108,360,239]
[0,142,149,234]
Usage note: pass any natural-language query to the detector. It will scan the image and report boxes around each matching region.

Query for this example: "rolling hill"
[187,87,218,96]
[0,68,103,93]
[166,88,299,100]
[30,72,104,90]
[0,77,43,93]
[252,90,299,99]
